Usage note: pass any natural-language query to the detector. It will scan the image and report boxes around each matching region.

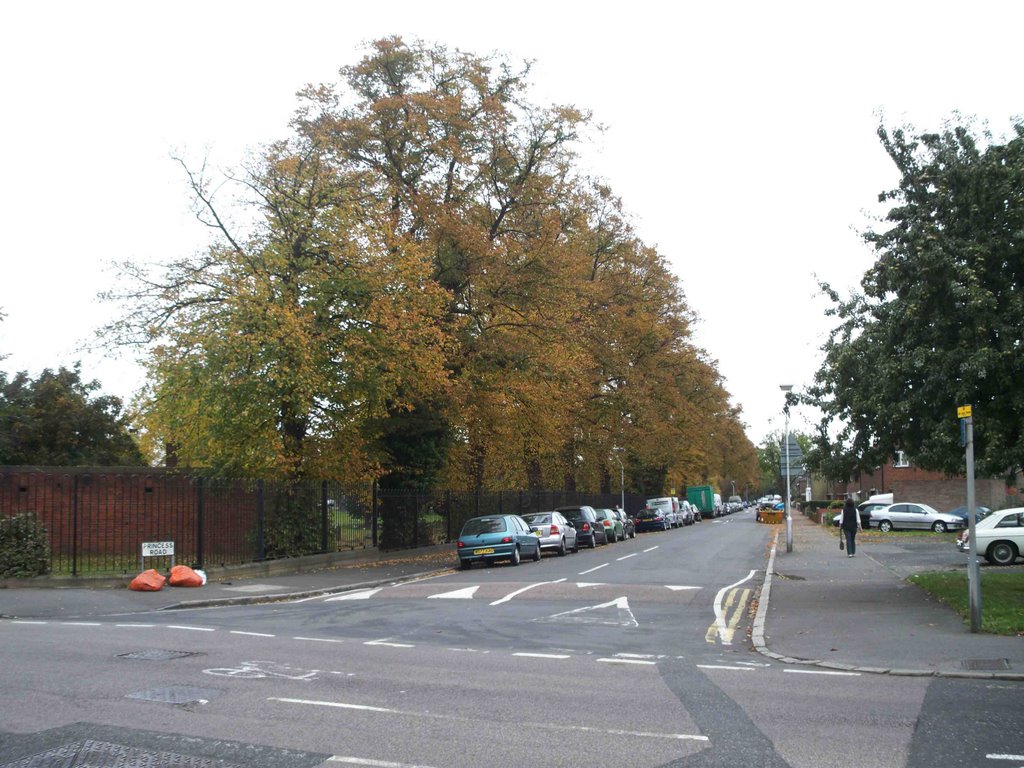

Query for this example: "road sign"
[779,434,805,477]
[957,404,972,419]
[141,541,174,557]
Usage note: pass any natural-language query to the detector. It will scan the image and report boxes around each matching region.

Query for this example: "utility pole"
[959,404,982,632]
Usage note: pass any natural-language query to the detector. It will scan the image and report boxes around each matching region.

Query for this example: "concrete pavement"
[2,516,1021,680]
[752,512,1024,680]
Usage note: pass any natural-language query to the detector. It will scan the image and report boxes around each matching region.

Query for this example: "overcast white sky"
[1,0,1021,446]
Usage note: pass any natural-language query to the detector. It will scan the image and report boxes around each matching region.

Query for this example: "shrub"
[0,512,51,578]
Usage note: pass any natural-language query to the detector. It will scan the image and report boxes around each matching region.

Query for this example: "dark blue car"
[634,506,671,532]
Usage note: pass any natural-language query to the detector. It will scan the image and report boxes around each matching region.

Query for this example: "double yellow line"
[705,587,750,644]
[705,577,754,645]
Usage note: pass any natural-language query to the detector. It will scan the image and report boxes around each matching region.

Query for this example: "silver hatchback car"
[522,511,578,555]
[870,503,966,533]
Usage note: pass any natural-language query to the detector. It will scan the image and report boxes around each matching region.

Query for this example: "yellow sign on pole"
[957,405,973,419]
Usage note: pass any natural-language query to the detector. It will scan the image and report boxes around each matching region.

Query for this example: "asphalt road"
[1,510,1021,767]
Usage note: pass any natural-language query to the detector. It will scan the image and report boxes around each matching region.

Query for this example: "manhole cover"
[118,649,203,661]
[962,658,1011,671]
[126,686,222,705]
[0,739,238,767]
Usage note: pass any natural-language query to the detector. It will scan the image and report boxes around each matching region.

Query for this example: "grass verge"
[909,570,1024,635]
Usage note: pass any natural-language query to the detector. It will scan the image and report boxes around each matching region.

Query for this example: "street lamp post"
[780,384,794,553]
[612,447,625,512]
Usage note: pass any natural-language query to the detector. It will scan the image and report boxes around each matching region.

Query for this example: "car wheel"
[608,530,616,543]
[878,520,894,533]
[509,546,521,566]
[588,534,597,549]
[532,542,541,562]
[571,536,579,553]
[557,537,567,556]
[459,559,472,570]
[987,541,1019,566]
[932,521,947,533]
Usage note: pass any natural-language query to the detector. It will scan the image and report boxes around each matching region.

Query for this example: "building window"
[893,451,910,468]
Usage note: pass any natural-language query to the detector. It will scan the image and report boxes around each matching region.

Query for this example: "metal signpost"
[959,405,982,632]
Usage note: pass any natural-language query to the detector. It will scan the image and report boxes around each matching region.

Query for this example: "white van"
[646,497,679,528]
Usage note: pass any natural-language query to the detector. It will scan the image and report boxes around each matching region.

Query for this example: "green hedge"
[0,512,51,578]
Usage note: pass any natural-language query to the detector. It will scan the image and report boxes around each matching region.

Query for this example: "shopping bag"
[839,533,845,551]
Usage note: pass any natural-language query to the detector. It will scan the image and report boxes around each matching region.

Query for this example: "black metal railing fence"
[1,467,645,576]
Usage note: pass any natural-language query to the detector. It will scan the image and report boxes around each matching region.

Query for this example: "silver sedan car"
[522,511,578,555]
[870,502,966,533]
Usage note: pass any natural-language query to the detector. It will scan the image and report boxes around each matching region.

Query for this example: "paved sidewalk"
[752,513,1024,680]
[0,545,456,620]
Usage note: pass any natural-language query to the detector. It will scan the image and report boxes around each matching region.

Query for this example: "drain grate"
[962,658,1011,671]
[0,739,239,767]
[118,649,203,661]
[126,686,222,705]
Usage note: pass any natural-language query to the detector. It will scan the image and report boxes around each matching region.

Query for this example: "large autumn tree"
[104,134,451,481]
[807,118,1024,480]
[105,37,757,496]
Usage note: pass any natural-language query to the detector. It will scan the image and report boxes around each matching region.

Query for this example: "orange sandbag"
[169,564,203,588]
[129,569,166,591]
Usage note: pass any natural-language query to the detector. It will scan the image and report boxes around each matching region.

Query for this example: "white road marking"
[490,579,565,606]
[598,658,656,666]
[428,586,478,599]
[231,630,275,638]
[60,622,101,626]
[576,582,606,587]
[697,665,755,671]
[274,697,393,712]
[116,623,156,628]
[986,755,1024,761]
[11,620,46,625]
[328,756,441,768]
[578,563,609,575]
[272,697,706,741]
[167,625,216,632]
[364,638,414,648]
[616,553,638,561]
[665,585,700,591]
[513,652,571,659]
[784,669,861,677]
[294,636,345,643]
[539,597,638,627]
[642,546,659,553]
[326,588,382,601]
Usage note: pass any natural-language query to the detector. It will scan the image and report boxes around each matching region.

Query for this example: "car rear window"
[461,518,507,535]
[636,509,658,518]
[523,514,551,524]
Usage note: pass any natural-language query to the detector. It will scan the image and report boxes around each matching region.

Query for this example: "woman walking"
[840,497,862,557]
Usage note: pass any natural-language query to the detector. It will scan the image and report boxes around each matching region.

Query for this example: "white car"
[956,507,1024,565]
[870,502,966,533]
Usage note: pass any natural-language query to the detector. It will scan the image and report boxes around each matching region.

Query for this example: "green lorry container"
[686,485,715,515]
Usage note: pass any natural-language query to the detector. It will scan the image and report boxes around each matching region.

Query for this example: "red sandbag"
[169,564,203,588]
[129,568,166,591]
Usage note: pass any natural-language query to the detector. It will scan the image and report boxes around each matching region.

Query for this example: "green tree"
[0,364,144,466]
[807,118,1024,480]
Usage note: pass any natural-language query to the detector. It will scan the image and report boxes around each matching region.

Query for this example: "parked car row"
[831,501,969,533]
[455,500,702,569]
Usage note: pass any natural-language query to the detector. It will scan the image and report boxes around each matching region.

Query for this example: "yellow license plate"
[473,548,495,555]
